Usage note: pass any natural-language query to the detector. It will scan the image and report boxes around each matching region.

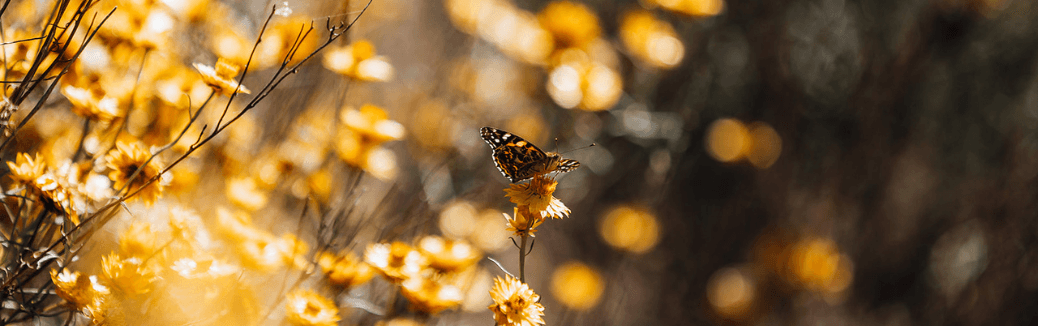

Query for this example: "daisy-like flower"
[284,289,341,326]
[417,235,482,273]
[504,175,570,219]
[51,269,110,309]
[364,242,426,283]
[193,58,250,96]
[62,86,122,124]
[503,206,545,237]
[400,277,464,314]
[7,152,46,187]
[105,141,169,205]
[100,254,156,296]
[323,39,394,82]
[317,251,376,289]
[34,173,80,224]
[488,275,545,326]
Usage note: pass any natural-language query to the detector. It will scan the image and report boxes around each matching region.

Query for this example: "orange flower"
[488,275,545,326]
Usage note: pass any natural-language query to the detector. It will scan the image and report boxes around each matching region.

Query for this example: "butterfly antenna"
[560,143,596,155]
[554,137,559,152]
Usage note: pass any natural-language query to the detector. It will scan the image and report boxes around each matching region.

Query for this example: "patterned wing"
[480,127,549,183]
[555,158,580,173]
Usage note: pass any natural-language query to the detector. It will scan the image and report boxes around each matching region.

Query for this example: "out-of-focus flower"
[100,254,156,296]
[503,206,544,238]
[335,104,405,180]
[226,176,268,211]
[317,251,376,289]
[169,256,240,280]
[118,221,159,259]
[401,277,464,314]
[323,39,394,82]
[787,238,853,293]
[51,269,109,310]
[504,175,570,219]
[284,289,341,326]
[365,242,426,282]
[105,141,169,205]
[546,51,622,111]
[62,86,123,123]
[648,0,725,17]
[193,58,250,96]
[538,1,601,50]
[707,267,756,320]
[488,274,545,326]
[620,11,685,68]
[550,261,604,310]
[599,205,661,254]
[417,235,482,273]
[7,152,46,187]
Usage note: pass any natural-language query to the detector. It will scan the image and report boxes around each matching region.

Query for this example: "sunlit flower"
[335,104,405,179]
[538,1,601,50]
[106,141,169,205]
[323,39,394,82]
[194,58,250,96]
[62,86,123,123]
[169,257,240,279]
[100,254,156,296]
[417,235,482,273]
[118,221,159,259]
[317,251,376,289]
[7,152,46,187]
[32,173,80,223]
[503,206,544,237]
[365,242,426,283]
[488,275,545,326]
[284,289,341,326]
[401,277,464,314]
[504,175,570,219]
[51,269,109,309]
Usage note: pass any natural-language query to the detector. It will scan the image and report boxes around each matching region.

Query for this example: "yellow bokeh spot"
[550,261,604,310]
[746,122,782,169]
[599,206,660,254]
[705,118,750,163]
[440,201,478,239]
[707,267,755,320]
[788,238,854,294]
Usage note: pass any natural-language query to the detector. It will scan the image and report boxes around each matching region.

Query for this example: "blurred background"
[298,0,1038,324]
[315,0,1038,324]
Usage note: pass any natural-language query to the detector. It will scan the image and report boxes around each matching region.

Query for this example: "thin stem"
[518,234,528,283]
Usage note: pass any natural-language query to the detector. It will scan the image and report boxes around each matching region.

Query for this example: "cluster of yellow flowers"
[356,236,483,315]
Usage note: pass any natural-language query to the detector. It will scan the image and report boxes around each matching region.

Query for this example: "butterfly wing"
[480,127,549,183]
[555,158,580,173]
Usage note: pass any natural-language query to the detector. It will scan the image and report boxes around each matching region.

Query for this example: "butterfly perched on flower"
[480,127,580,183]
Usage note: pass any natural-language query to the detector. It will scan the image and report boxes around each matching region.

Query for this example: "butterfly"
[480,127,580,183]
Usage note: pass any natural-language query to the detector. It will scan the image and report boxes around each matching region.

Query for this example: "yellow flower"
[193,58,250,96]
[323,39,394,82]
[7,152,46,187]
[335,104,405,179]
[226,176,268,211]
[364,242,426,283]
[33,173,80,224]
[105,141,168,205]
[488,275,545,326]
[118,221,159,259]
[538,1,601,50]
[504,175,570,219]
[400,277,464,314]
[51,269,109,309]
[284,289,340,326]
[62,86,122,123]
[100,254,156,296]
[317,251,376,289]
[417,235,481,273]
[503,206,544,237]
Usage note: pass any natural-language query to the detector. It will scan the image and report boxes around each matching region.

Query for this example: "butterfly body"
[480,127,580,183]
